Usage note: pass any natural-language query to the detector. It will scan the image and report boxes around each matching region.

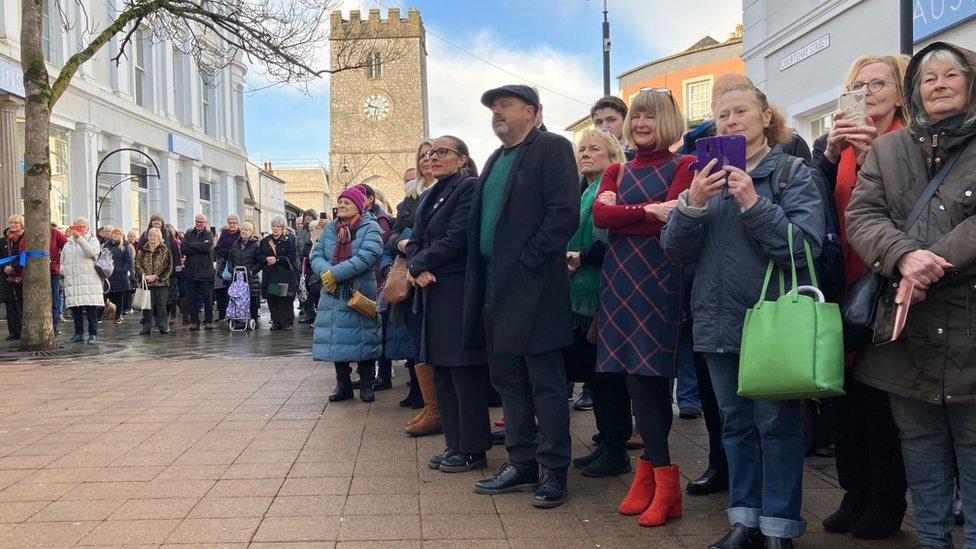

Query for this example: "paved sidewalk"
[0,355,949,547]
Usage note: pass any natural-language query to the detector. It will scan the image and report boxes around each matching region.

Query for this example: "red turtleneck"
[592,147,695,236]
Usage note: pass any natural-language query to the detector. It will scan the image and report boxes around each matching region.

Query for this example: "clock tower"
[328,8,429,210]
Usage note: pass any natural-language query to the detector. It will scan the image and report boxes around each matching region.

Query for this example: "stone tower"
[328,8,429,211]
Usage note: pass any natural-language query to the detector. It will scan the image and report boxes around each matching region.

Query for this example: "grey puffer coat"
[661,145,825,354]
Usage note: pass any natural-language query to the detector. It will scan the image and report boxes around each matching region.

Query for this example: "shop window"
[810,112,834,138]
[685,79,712,122]
[199,180,213,221]
[133,32,149,107]
[49,128,71,227]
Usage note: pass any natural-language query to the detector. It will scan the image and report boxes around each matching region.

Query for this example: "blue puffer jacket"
[661,146,825,354]
[310,214,383,363]
[378,235,414,360]
[105,241,133,293]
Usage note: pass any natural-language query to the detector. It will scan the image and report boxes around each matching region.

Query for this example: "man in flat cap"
[462,84,580,508]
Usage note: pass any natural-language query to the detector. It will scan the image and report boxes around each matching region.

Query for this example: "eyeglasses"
[850,79,893,94]
[421,148,460,159]
[640,86,673,97]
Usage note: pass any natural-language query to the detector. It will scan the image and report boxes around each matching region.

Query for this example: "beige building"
[328,8,429,210]
[266,160,331,216]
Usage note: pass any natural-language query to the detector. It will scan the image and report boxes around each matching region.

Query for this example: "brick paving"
[0,353,954,547]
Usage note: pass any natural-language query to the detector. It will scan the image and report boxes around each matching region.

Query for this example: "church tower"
[328,8,429,210]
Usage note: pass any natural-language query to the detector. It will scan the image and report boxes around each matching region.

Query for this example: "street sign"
[913,0,976,43]
[168,132,203,160]
[0,57,25,99]
[779,34,830,72]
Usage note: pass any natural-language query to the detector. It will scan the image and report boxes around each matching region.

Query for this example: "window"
[130,164,149,231]
[41,0,52,61]
[172,50,184,121]
[685,79,712,122]
[232,83,245,145]
[49,128,70,226]
[199,180,213,221]
[810,112,834,138]
[366,51,382,79]
[133,32,148,106]
[200,74,216,137]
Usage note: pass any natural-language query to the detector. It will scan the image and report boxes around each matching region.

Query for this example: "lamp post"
[602,0,611,96]
[900,0,913,55]
[338,161,351,190]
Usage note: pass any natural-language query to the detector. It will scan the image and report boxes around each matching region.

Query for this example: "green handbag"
[738,223,845,400]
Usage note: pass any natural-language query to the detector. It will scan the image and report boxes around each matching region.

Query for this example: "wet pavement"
[0,305,963,547]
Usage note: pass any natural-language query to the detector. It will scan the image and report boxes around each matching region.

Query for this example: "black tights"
[335,361,376,379]
[626,374,673,466]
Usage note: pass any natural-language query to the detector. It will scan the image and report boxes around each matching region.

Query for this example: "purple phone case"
[689,134,747,173]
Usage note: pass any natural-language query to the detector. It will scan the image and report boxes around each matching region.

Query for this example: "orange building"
[567,25,745,143]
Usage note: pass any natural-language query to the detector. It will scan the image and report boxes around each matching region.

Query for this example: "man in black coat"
[462,84,579,508]
[181,213,216,330]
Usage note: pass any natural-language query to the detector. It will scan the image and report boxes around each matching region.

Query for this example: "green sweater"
[479,148,520,261]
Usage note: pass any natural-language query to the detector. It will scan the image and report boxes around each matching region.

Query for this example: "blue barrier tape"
[0,251,50,267]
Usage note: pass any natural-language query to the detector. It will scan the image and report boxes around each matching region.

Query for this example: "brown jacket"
[846,41,976,404]
[135,243,173,288]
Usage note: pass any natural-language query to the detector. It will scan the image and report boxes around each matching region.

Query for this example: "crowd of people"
[1,40,974,549]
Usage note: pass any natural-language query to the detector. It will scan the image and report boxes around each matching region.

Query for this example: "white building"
[743,0,976,145]
[0,0,248,233]
[244,161,286,235]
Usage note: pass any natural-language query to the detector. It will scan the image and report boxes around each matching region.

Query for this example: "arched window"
[366,51,382,79]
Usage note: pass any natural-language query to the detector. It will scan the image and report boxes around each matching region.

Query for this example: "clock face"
[363,93,391,121]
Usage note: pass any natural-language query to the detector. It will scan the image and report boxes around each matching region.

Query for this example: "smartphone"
[320,212,328,220]
[68,224,84,234]
[689,134,747,173]
[838,89,867,126]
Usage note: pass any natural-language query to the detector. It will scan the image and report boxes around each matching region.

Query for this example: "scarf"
[567,176,604,325]
[836,118,903,287]
[333,214,362,263]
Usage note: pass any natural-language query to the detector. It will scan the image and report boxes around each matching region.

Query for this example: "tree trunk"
[19,0,55,350]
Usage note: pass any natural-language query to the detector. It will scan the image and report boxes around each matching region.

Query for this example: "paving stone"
[421,512,506,539]
[78,518,181,545]
[266,495,345,517]
[252,516,341,542]
[337,514,421,541]
[30,499,125,522]
[164,517,261,544]
[0,520,98,546]
[344,494,419,515]
[279,476,350,496]
[187,496,273,518]
[110,498,199,520]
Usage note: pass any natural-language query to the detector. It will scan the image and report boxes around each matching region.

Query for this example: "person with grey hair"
[846,41,976,549]
[181,214,216,330]
[214,214,242,322]
[258,217,298,330]
[62,218,103,343]
[0,215,25,340]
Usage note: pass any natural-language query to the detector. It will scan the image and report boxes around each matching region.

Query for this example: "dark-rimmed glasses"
[421,148,460,159]
[850,79,894,94]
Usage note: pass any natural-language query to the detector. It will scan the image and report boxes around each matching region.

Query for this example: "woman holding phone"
[661,83,825,548]
[811,54,911,540]
[62,218,105,344]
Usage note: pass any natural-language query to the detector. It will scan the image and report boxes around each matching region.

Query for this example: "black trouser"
[107,291,126,317]
[71,306,98,336]
[122,289,133,311]
[4,300,22,338]
[214,287,229,320]
[336,361,375,380]
[435,364,491,454]
[185,280,214,323]
[378,312,393,379]
[141,287,169,331]
[694,350,726,469]
[834,368,907,506]
[249,293,260,320]
[626,374,674,465]
[591,371,632,448]
[267,295,294,328]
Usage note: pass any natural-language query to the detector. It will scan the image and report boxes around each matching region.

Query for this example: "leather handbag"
[347,288,377,319]
[382,256,411,304]
[839,140,971,350]
[738,224,845,400]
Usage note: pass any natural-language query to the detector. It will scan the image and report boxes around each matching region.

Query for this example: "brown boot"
[626,428,645,450]
[404,363,441,436]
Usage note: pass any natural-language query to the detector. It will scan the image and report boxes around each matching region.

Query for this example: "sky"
[243,0,742,167]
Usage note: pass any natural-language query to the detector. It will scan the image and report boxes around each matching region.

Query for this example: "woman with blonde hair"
[104,227,133,324]
[811,53,911,540]
[135,227,173,335]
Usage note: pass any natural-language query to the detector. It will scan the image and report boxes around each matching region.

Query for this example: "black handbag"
[840,140,970,350]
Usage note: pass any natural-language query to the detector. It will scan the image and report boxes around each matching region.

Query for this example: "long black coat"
[257,234,298,297]
[181,228,215,281]
[462,127,580,356]
[227,236,262,295]
[104,241,133,293]
[0,232,24,303]
[407,172,486,367]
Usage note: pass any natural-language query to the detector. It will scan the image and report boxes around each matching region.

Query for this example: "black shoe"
[427,449,458,470]
[533,470,567,508]
[822,492,868,533]
[399,390,424,409]
[189,323,201,331]
[490,430,505,446]
[849,499,906,540]
[372,377,393,391]
[473,462,538,495]
[764,537,793,549]
[572,387,594,411]
[139,327,151,335]
[687,465,729,496]
[708,523,764,549]
[158,327,170,334]
[572,445,604,469]
[679,406,703,419]
[581,445,630,477]
[440,452,487,473]
[359,377,375,403]
[4,335,17,341]
[329,380,354,402]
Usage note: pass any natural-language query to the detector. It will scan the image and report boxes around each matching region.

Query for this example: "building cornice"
[742,0,857,62]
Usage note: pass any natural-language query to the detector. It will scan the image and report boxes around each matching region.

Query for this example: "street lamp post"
[602,0,611,96]
[900,0,913,55]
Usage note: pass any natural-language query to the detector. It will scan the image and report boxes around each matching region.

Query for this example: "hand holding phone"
[68,224,84,235]
[689,135,747,174]
[838,89,867,126]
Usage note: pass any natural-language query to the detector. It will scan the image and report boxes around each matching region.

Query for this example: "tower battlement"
[329,8,424,40]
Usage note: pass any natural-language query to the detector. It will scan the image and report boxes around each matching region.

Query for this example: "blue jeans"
[706,353,806,539]
[50,275,62,327]
[675,327,701,411]
[889,394,976,548]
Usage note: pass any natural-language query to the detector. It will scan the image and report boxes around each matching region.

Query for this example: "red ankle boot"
[638,464,683,526]
[618,457,655,515]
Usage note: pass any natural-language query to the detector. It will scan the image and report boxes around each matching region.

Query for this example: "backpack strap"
[770,154,802,203]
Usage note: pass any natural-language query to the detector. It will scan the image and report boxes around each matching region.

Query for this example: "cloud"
[426,29,602,168]
[612,0,742,58]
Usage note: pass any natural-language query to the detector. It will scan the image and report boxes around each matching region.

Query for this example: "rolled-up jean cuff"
[760,516,806,539]
[727,507,760,528]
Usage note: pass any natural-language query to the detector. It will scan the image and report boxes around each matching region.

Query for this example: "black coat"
[228,236,262,295]
[104,241,133,293]
[181,228,215,281]
[407,172,486,367]
[462,127,580,356]
[257,233,298,296]
[0,233,24,302]
[391,194,421,245]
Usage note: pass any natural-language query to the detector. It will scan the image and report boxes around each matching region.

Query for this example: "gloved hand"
[321,270,337,294]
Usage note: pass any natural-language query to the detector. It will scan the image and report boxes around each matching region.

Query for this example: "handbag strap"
[758,224,814,305]
[901,136,973,233]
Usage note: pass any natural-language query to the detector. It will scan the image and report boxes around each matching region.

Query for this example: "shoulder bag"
[382,256,411,304]
[133,276,152,310]
[738,223,845,400]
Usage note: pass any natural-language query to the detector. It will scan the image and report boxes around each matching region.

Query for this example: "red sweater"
[592,148,695,236]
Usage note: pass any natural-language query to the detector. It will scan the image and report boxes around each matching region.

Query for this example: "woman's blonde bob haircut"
[407,139,436,200]
[146,227,163,242]
[576,129,627,168]
[843,54,910,125]
[622,90,686,150]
